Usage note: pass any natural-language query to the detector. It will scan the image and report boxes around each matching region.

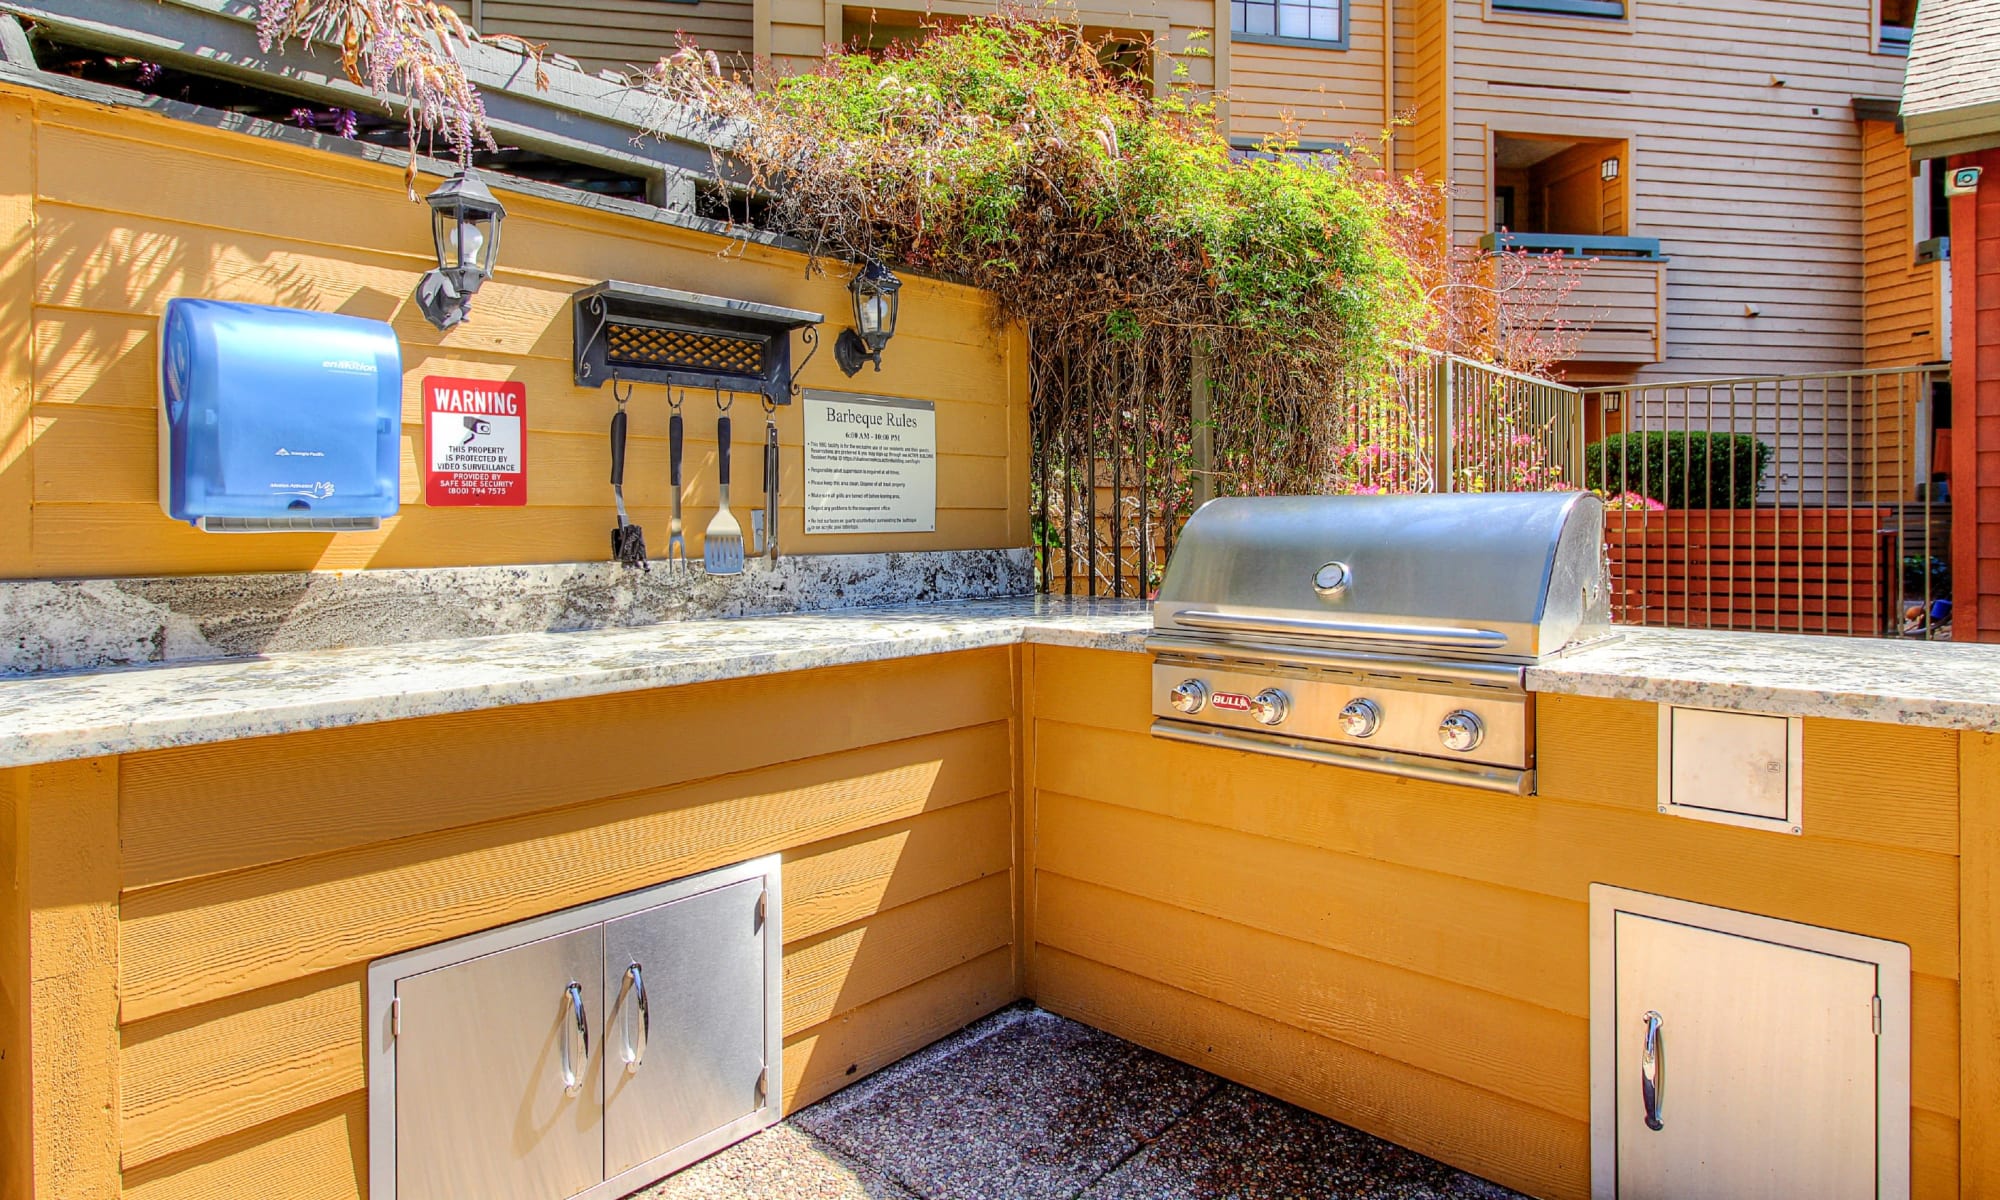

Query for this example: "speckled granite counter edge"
[1527,627,2000,732]
[7,609,1999,770]
[0,599,1152,769]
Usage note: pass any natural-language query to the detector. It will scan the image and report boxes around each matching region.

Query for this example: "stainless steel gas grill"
[1147,492,1611,794]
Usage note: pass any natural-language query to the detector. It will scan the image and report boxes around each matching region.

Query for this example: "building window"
[1229,138,1350,164]
[1490,0,1625,19]
[1879,0,1915,50]
[1232,0,1344,44]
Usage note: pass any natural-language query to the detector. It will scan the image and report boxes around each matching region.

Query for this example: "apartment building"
[455,0,1941,391]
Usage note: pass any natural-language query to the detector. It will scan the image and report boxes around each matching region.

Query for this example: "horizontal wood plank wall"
[1224,0,1388,143]
[100,649,1021,1198]
[764,0,1216,86]
[0,93,32,587]
[1959,732,2000,1198]
[1388,0,1414,173]
[1444,0,1907,383]
[10,84,1028,580]
[1024,645,1961,1200]
[1410,0,1449,197]
[1859,118,1944,369]
[0,767,25,1200]
[474,0,753,74]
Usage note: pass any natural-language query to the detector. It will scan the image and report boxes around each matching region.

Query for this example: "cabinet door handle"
[622,962,649,1074]
[561,981,589,1097]
[1640,1009,1665,1131]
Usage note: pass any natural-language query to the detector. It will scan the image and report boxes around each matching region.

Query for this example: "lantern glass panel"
[857,289,889,337]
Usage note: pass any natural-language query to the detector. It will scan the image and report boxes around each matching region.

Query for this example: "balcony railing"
[1479,232,1666,261]
[1483,234,1670,365]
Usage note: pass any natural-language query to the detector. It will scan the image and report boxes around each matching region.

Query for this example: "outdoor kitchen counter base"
[4,605,1999,1200]
[6,600,2000,768]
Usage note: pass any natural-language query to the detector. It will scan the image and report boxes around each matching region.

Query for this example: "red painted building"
[1905,0,2000,642]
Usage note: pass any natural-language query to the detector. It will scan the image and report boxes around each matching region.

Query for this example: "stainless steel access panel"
[1589,885,1911,1200]
[367,856,783,1200]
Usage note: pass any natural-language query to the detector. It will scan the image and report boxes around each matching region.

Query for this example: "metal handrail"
[1584,363,1949,394]
[1479,232,1667,261]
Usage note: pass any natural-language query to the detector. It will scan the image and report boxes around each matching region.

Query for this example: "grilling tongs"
[608,377,647,570]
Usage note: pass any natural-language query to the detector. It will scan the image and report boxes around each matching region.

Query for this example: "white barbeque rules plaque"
[803,392,937,534]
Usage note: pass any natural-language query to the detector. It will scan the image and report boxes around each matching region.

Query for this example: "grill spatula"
[609,398,648,570]
[703,412,744,575]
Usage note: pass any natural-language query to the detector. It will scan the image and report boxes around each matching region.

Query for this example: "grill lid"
[1151,492,1610,664]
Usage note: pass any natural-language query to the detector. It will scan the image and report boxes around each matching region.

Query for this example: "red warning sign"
[423,377,527,506]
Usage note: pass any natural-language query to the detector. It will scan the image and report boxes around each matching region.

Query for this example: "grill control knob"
[1439,710,1485,753]
[1169,679,1210,715]
[1339,698,1383,738]
[1250,688,1291,726]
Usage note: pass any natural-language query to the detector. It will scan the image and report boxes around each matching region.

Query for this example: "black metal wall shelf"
[573,281,822,406]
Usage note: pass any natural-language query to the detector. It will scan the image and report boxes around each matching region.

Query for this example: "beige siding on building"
[453,0,753,74]
[1446,0,1908,382]
[767,0,1216,87]
[1225,0,1390,142]
[487,0,753,72]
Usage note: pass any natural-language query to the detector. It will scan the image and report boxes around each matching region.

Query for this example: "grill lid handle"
[1168,609,1510,648]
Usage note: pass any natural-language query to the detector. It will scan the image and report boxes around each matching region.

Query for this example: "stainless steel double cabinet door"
[371,861,779,1200]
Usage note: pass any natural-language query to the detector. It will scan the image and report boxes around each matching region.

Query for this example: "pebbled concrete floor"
[634,1005,1526,1200]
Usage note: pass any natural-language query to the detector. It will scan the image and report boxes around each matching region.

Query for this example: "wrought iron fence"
[1029,337,1949,639]
[1582,366,1950,639]
[1030,339,1585,597]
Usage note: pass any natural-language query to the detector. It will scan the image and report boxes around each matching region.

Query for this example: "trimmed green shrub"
[1584,432,1772,510]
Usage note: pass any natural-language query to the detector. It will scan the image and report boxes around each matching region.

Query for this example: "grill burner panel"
[1150,659,1529,769]
[1147,492,1610,795]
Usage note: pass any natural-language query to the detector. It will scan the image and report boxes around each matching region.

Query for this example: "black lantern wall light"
[833,259,902,376]
[414,170,506,331]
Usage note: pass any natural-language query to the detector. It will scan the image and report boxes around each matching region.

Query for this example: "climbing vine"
[657,14,1424,426]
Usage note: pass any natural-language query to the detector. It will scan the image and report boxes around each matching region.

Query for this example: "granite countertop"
[0,596,1150,768]
[5,597,2000,769]
[1527,626,2000,730]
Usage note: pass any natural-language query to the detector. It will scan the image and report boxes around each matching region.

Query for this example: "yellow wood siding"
[1024,645,1963,1200]
[1860,118,1944,368]
[1410,0,1451,190]
[1959,733,2000,1196]
[7,84,1028,581]
[0,649,1025,1198]
[1388,0,1415,171]
[1444,0,1907,383]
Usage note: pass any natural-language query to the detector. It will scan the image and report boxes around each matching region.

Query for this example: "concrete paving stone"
[626,1124,919,1200]
[794,1005,1222,1200]
[1080,1084,1528,1200]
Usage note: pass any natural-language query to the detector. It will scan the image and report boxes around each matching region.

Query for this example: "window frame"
[1488,0,1625,20]
[1229,0,1351,50]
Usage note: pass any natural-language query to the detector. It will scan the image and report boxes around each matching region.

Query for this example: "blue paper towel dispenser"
[158,299,403,532]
